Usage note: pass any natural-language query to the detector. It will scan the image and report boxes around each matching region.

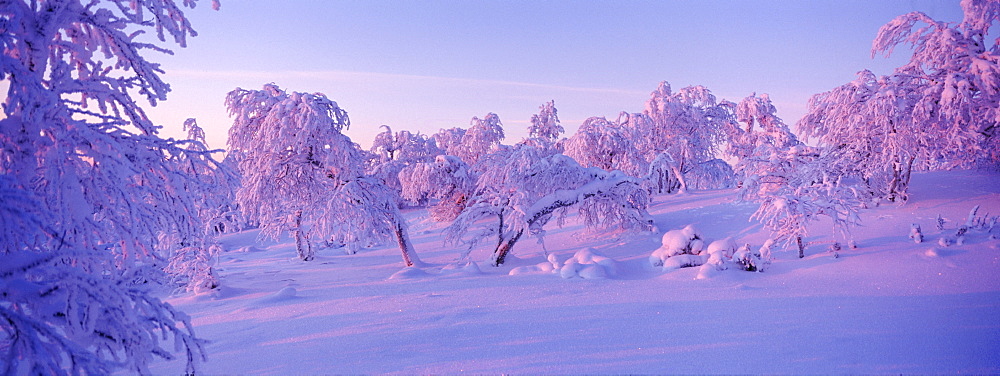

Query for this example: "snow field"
[146,170,1000,374]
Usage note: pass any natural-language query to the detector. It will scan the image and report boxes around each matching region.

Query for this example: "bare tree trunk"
[393,218,419,267]
[796,236,805,259]
[293,210,314,261]
[492,230,524,266]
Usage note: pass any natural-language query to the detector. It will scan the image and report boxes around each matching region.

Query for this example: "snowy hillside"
[147,169,1000,374]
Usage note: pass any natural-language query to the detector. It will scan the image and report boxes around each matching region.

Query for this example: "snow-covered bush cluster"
[557,248,619,279]
[507,248,618,280]
[649,226,770,275]
[649,225,707,270]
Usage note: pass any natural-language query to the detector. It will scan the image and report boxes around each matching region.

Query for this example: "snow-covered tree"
[640,152,683,194]
[226,84,354,261]
[744,146,862,258]
[521,100,565,153]
[634,82,735,191]
[432,127,467,156]
[447,145,651,266]
[452,113,505,165]
[314,177,421,266]
[226,84,419,266]
[370,125,442,164]
[798,0,1000,201]
[687,159,736,190]
[566,82,736,191]
[731,93,801,189]
[164,119,240,292]
[368,125,442,197]
[732,93,798,159]
[1,0,216,373]
[398,155,474,221]
[563,115,647,178]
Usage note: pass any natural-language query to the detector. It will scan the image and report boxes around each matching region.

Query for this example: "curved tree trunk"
[491,230,524,266]
[393,218,420,267]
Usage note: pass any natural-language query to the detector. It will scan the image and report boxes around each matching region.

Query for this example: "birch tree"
[1,0,216,373]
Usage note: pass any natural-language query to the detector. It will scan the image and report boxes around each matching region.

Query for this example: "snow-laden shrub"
[649,225,705,269]
[705,237,738,266]
[758,239,775,264]
[559,248,618,279]
[733,243,767,271]
[165,244,222,294]
[909,224,923,244]
[695,240,772,279]
[965,205,998,235]
[663,254,708,271]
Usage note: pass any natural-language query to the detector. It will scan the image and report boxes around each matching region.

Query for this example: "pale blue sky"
[146,0,963,149]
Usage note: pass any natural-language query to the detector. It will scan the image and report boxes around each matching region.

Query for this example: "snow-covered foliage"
[226,84,419,266]
[688,159,736,190]
[369,126,443,196]
[226,84,357,261]
[164,118,240,292]
[798,0,1000,201]
[179,118,243,235]
[735,92,864,256]
[740,143,863,258]
[960,205,999,239]
[731,93,801,190]
[1,0,215,373]
[398,155,474,221]
[557,248,618,279]
[634,82,736,191]
[165,243,222,293]
[450,113,505,165]
[314,177,421,266]
[372,125,442,163]
[563,115,647,178]
[564,82,737,191]
[521,100,565,153]
[732,243,767,271]
[448,145,651,266]
[432,127,467,157]
[649,225,706,269]
[697,240,769,276]
[640,152,683,194]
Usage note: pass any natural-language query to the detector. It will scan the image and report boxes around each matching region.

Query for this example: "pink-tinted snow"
[147,170,1000,374]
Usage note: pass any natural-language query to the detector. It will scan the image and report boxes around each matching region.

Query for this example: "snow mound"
[509,259,557,276]
[235,245,265,253]
[254,287,298,305]
[705,237,738,264]
[650,225,705,269]
[559,248,617,279]
[663,254,708,271]
[388,267,432,280]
